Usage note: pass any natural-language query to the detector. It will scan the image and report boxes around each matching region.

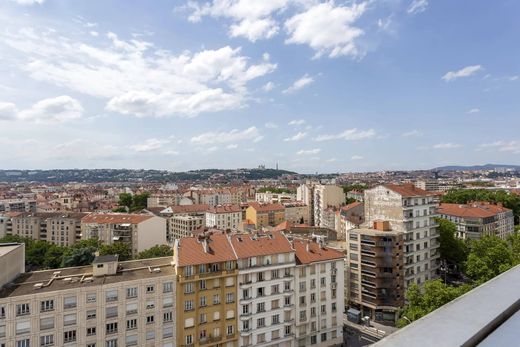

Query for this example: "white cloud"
[190,126,262,145]
[432,143,462,149]
[407,0,428,15]
[288,119,306,126]
[1,29,276,117]
[283,74,314,93]
[508,75,519,81]
[284,2,367,59]
[297,148,321,155]
[478,141,520,154]
[262,52,270,61]
[265,121,278,128]
[351,155,363,160]
[226,144,238,149]
[326,158,338,162]
[207,146,219,153]
[17,96,84,122]
[284,131,307,141]
[467,108,480,114]
[9,0,45,5]
[0,102,18,120]
[89,31,99,37]
[442,65,483,82]
[185,0,289,41]
[130,138,170,152]
[402,130,423,137]
[314,128,376,141]
[51,139,121,161]
[262,81,275,92]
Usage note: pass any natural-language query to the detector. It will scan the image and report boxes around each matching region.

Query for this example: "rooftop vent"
[153,268,161,273]
[34,283,44,289]
[63,277,72,283]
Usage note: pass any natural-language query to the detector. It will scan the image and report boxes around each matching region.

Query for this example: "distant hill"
[434,164,520,171]
[0,168,298,183]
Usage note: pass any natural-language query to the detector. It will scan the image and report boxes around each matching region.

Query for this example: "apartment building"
[246,203,285,229]
[283,202,310,225]
[147,193,186,208]
[364,184,440,287]
[0,243,25,289]
[346,221,405,323]
[170,215,205,240]
[81,213,167,256]
[293,238,344,347]
[189,189,233,206]
[346,190,364,202]
[205,205,242,231]
[313,185,345,228]
[297,183,316,225]
[230,231,296,347]
[173,233,239,347]
[5,212,87,246]
[0,199,36,213]
[255,192,296,204]
[337,202,364,241]
[438,202,514,240]
[0,254,176,347]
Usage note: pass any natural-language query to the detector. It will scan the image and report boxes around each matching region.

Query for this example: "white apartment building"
[0,253,176,347]
[255,192,297,204]
[205,205,242,230]
[293,238,344,347]
[81,213,167,256]
[0,244,25,290]
[230,232,296,347]
[313,185,345,228]
[170,214,204,240]
[0,200,36,213]
[297,183,315,225]
[364,184,440,287]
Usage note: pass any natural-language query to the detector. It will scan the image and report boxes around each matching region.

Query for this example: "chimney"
[373,220,391,231]
[306,240,310,252]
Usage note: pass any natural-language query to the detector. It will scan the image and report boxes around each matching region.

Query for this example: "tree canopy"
[117,192,150,212]
[137,244,173,259]
[437,218,468,268]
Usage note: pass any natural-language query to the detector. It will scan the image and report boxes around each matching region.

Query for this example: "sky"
[0,0,519,173]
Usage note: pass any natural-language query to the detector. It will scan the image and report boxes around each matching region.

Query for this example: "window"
[186,335,193,345]
[163,297,173,308]
[310,293,316,303]
[332,302,337,312]
[126,287,138,299]
[126,335,138,347]
[86,293,97,303]
[146,315,154,324]
[257,287,265,297]
[126,303,137,315]
[40,300,54,312]
[102,305,117,319]
[320,277,326,287]
[271,269,279,279]
[106,322,118,334]
[285,326,292,336]
[300,296,306,305]
[16,339,30,347]
[87,344,96,347]
[272,314,280,324]
[63,313,76,326]
[185,266,193,276]
[146,285,155,293]
[40,334,54,347]
[16,321,30,335]
[199,280,207,290]
[310,279,316,289]
[272,299,280,309]
[105,290,118,302]
[227,325,234,335]
[257,318,265,328]
[321,305,326,314]
[163,325,174,339]
[213,294,220,305]
[184,300,194,311]
[16,303,30,316]
[272,284,280,294]
[163,282,173,293]
[284,281,291,291]
[146,300,155,309]
[0,306,5,319]
[257,302,265,313]
[64,296,76,309]
[64,330,76,343]
[87,327,96,336]
[200,313,207,324]
[226,293,234,303]
[163,311,173,322]
[87,309,96,320]
[127,318,137,330]
[321,332,327,342]
[243,320,250,331]
[106,339,117,347]
[284,296,291,306]
[257,333,265,343]
[311,335,317,344]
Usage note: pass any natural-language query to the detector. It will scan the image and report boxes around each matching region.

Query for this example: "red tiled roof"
[439,202,511,219]
[292,239,344,264]
[81,213,153,224]
[273,221,310,232]
[230,231,293,258]
[384,183,432,197]
[176,233,236,267]
[248,202,285,212]
[170,204,209,214]
[207,204,241,214]
[341,201,363,212]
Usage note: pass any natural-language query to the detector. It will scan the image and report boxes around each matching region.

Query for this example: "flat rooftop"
[0,243,23,257]
[373,264,520,347]
[0,257,174,299]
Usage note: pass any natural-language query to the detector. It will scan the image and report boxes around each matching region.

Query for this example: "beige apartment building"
[170,214,205,240]
[0,252,176,347]
[81,213,167,256]
[283,202,310,224]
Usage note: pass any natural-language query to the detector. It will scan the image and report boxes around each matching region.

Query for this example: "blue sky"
[0,0,519,173]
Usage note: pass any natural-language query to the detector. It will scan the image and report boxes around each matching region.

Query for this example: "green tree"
[118,193,133,208]
[397,280,472,328]
[437,218,468,268]
[137,244,173,259]
[465,235,513,283]
[99,242,132,261]
[62,247,97,267]
[132,192,150,211]
[42,244,66,269]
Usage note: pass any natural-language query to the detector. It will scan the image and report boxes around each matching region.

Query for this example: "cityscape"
[1,1,519,347]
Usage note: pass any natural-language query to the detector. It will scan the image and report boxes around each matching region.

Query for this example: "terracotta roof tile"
[176,233,236,267]
[292,239,344,265]
[207,204,241,214]
[230,231,293,258]
[81,213,153,224]
[248,202,285,212]
[384,183,432,197]
[170,204,209,214]
[439,202,511,219]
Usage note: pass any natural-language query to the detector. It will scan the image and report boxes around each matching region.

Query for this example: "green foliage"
[397,280,473,328]
[256,187,294,194]
[137,244,173,259]
[99,242,132,261]
[437,218,468,268]
[117,192,150,212]
[345,197,358,205]
[61,247,97,267]
[442,189,520,224]
[465,235,514,283]
[342,183,367,195]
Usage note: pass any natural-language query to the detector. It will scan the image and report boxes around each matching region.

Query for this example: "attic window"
[97,264,104,268]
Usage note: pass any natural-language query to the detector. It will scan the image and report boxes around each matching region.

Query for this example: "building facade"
[170,215,205,240]
[246,203,285,229]
[0,200,36,213]
[205,205,242,231]
[313,185,345,228]
[283,202,310,225]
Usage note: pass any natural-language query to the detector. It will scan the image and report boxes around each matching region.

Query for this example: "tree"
[137,245,173,259]
[437,218,468,268]
[132,192,150,211]
[62,247,97,267]
[118,193,133,208]
[397,280,472,328]
[465,235,513,283]
[99,242,132,261]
